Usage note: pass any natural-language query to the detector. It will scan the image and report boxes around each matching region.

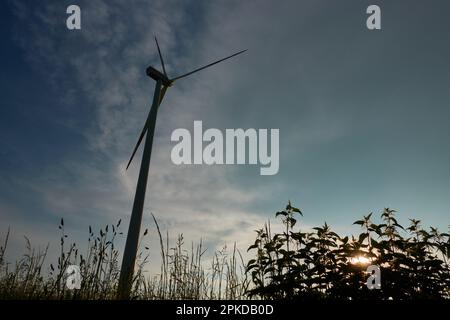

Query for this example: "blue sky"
[1,0,449,266]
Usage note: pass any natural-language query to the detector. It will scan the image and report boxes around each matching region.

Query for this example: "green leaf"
[276,211,287,217]
[290,205,303,215]
[358,233,368,243]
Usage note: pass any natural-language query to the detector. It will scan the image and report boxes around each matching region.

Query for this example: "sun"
[350,256,371,265]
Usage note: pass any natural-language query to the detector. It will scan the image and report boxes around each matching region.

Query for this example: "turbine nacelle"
[146,66,173,87]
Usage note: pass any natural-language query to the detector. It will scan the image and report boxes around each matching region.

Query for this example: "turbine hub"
[146,66,172,86]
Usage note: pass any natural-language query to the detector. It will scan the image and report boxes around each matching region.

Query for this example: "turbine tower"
[117,37,246,299]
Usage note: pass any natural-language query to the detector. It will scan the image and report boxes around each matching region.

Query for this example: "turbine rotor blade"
[170,49,247,82]
[155,36,167,77]
[126,85,167,170]
[159,85,168,105]
[126,121,148,170]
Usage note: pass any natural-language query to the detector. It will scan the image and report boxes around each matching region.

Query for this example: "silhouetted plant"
[0,216,247,300]
[246,202,450,300]
[1,203,449,300]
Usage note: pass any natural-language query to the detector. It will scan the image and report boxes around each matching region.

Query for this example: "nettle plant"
[246,202,450,300]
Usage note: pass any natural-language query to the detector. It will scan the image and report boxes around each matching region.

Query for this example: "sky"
[1,0,450,270]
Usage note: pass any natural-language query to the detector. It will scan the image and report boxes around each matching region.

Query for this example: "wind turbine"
[117,37,246,299]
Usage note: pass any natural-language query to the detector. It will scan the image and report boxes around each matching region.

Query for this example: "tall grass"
[0,215,249,300]
[2,203,449,300]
